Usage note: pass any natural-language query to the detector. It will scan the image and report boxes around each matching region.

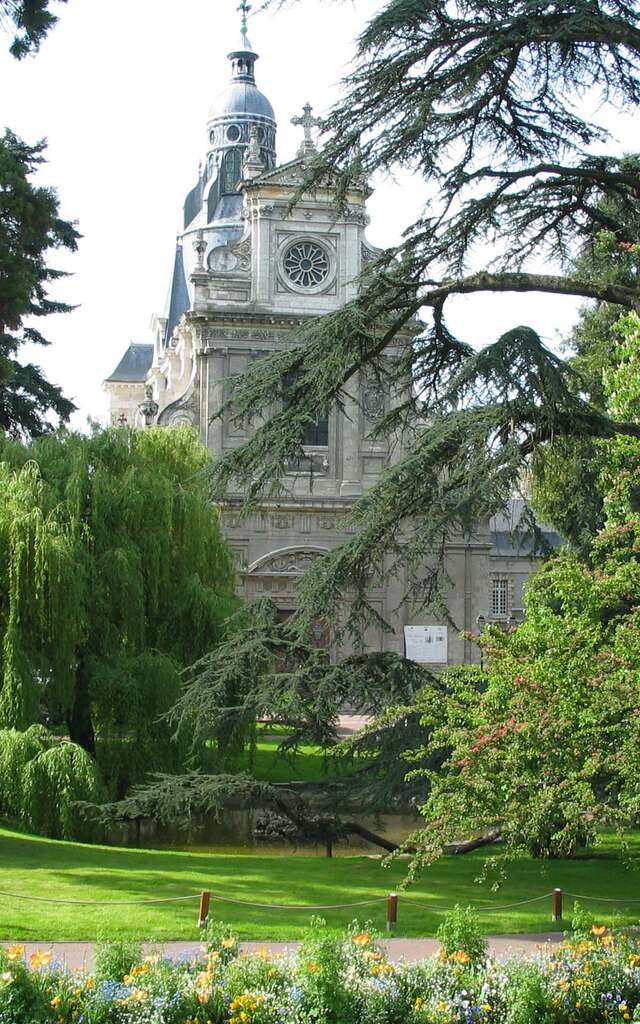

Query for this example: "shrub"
[94,937,144,982]
[436,905,488,967]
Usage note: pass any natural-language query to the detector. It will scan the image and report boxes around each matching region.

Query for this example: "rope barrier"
[208,893,389,910]
[0,887,634,913]
[402,892,554,913]
[0,890,201,906]
[564,892,640,904]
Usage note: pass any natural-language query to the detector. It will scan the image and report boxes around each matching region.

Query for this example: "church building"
[104,15,555,665]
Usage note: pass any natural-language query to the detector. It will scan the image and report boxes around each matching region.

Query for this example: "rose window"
[283,242,329,288]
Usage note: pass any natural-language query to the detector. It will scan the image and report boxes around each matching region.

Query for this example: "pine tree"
[0,131,78,438]
[1,0,66,58]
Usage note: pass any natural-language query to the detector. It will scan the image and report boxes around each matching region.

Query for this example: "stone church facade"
[104,22,555,665]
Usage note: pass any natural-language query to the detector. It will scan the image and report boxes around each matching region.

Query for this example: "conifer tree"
[0,131,78,438]
[211,0,640,631]
[1,0,65,58]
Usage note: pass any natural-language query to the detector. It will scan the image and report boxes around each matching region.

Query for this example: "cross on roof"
[291,102,322,148]
[237,0,251,35]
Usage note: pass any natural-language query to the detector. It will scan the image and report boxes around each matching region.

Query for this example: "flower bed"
[2,911,640,1024]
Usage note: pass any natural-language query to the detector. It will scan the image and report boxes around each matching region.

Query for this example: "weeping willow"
[0,427,238,801]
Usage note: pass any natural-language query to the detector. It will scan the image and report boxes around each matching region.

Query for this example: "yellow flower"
[591,925,608,937]
[50,996,62,1008]
[29,950,53,969]
[352,931,371,946]
[414,997,426,1011]
[6,944,24,961]
[131,988,149,1002]
[222,937,237,948]
[305,961,320,972]
[482,1005,492,1012]
[449,950,471,965]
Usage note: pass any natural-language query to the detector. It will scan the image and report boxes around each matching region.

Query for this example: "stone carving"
[208,246,239,272]
[251,549,325,575]
[345,205,368,226]
[158,381,200,428]
[229,236,252,272]
[203,327,290,344]
[362,371,385,421]
[361,242,380,265]
[206,235,251,274]
[193,230,207,270]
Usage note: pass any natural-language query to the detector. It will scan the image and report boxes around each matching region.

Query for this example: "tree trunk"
[67,663,96,755]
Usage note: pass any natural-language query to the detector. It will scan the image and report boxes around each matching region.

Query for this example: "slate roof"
[489,499,561,557]
[104,343,154,383]
[164,242,190,346]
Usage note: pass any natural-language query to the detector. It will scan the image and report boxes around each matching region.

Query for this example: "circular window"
[226,124,241,142]
[283,242,330,288]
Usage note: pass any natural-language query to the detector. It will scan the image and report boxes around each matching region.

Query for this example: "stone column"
[340,372,362,497]
[207,348,227,458]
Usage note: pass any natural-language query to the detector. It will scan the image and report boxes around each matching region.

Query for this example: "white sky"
[1,0,637,430]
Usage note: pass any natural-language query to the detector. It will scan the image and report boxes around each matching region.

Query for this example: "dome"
[208,81,275,123]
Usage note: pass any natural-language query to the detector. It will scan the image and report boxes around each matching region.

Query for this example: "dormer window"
[221,147,242,194]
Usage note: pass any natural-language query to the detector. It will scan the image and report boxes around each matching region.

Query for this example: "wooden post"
[552,888,563,923]
[387,892,398,932]
[198,890,211,929]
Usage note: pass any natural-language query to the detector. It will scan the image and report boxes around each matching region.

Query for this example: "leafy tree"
[532,186,640,552]
[209,0,640,633]
[399,314,640,870]
[0,131,78,438]
[0,725,101,839]
[1,0,66,58]
[0,425,239,796]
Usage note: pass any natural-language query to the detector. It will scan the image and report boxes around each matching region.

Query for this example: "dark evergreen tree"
[0,131,77,439]
[207,0,640,633]
[1,0,66,58]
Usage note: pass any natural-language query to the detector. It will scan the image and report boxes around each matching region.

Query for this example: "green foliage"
[208,0,640,628]
[0,130,77,438]
[0,426,239,801]
[1,0,66,58]
[22,740,102,839]
[435,906,488,968]
[6,925,640,1024]
[93,938,144,982]
[0,724,48,818]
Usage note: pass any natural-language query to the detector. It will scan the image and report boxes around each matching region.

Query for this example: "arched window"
[221,147,242,194]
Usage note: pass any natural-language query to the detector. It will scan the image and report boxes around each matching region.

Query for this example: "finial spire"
[238,0,251,36]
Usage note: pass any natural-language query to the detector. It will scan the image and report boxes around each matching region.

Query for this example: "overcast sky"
[2,0,637,430]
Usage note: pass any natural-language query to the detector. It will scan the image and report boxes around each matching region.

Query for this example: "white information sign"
[404,625,448,664]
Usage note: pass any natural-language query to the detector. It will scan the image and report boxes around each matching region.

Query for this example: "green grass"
[240,739,348,783]
[2,826,640,941]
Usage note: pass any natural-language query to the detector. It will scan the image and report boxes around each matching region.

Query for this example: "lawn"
[1,826,640,941]
[239,738,338,783]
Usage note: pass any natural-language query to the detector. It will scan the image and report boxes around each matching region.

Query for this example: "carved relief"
[157,373,200,428]
[206,235,251,274]
[230,236,252,271]
[361,242,381,265]
[362,371,385,422]
[249,549,326,575]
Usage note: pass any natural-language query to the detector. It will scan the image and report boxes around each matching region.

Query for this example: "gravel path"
[1,934,564,970]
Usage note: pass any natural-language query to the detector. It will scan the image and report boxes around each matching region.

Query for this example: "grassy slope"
[1,827,640,941]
